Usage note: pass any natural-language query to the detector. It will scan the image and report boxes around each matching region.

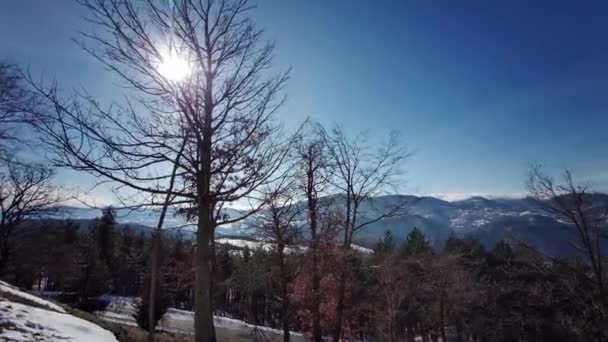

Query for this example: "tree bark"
[194,70,216,342]
[332,193,350,342]
[333,272,347,341]
[279,245,291,342]
[439,291,447,342]
[311,244,322,342]
[148,230,160,342]
[195,207,215,342]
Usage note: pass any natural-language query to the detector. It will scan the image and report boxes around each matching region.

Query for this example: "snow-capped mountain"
[49,194,606,256]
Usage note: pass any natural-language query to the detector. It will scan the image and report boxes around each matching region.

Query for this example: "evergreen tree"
[135,271,170,332]
[374,230,396,256]
[400,227,432,257]
[444,235,486,261]
[94,207,117,275]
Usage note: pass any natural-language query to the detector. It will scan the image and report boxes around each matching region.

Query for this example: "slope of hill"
[46,194,607,255]
[0,281,118,342]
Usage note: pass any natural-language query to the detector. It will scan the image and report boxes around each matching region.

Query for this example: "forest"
[2,204,607,341]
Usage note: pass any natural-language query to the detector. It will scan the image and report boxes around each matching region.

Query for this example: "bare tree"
[0,62,40,152]
[256,179,302,342]
[0,155,63,276]
[528,166,608,326]
[426,253,479,342]
[372,255,407,342]
[147,135,187,342]
[294,122,332,342]
[323,126,410,341]
[25,1,289,341]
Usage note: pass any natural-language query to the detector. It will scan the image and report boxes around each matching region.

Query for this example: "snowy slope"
[217,237,372,254]
[158,308,306,342]
[93,297,306,341]
[0,281,117,342]
[94,295,138,327]
[0,281,66,313]
[0,301,118,342]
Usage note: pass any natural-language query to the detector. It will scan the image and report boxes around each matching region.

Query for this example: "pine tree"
[94,207,116,275]
[135,271,170,332]
[400,227,432,257]
[374,230,396,256]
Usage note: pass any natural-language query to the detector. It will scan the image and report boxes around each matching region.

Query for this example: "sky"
[1,0,608,203]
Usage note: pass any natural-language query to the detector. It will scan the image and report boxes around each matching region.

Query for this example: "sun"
[157,51,191,82]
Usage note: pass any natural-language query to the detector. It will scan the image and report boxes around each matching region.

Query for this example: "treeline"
[4,208,148,299]
[5,206,607,341]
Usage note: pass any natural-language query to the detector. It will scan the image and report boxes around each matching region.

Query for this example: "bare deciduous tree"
[256,180,302,342]
[528,165,608,327]
[147,136,187,342]
[25,1,289,340]
[294,122,332,342]
[0,156,62,276]
[372,254,407,342]
[427,253,479,342]
[323,126,410,341]
[0,62,40,152]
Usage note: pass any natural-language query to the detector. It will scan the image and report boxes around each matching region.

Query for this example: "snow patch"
[159,308,305,339]
[217,238,372,254]
[0,301,117,342]
[0,280,66,313]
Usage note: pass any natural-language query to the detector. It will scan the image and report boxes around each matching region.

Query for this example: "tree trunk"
[333,191,352,342]
[148,136,185,342]
[194,143,216,340]
[194,208,216,342]
[389,315,394,342]
[456,321,464,342]
[0,226,12,277]
[440,293,447,342]
[312,246,322,342]
[148,230,160,342]
[407,324,416,342]
[279,247,291,342]
[305,160,322,342]
[193,66,216,342]
[333,271,347,342]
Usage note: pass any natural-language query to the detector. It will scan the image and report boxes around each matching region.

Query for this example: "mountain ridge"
[46,194,608,256]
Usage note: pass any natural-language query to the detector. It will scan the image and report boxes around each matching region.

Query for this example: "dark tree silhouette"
[25,1,290,340]
[0,156,62,276]
[294,122,332,342]
[528,166,608,333]
[322,125,409,341]
[0,62,38,148]
[256,180,302,342]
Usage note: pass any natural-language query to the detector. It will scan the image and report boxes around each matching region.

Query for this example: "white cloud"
[420,192,527,202]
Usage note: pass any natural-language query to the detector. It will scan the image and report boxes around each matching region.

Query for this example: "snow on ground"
[217,238,276,251]
[94,296,306,341]
[96,310,138,327]
[0,280,117,341]
[158,308,306,342]
[351,244,373,254]
[217,237,372,254]
[0,280,66,313]
[94,295,138,327]
[0,301,118,342]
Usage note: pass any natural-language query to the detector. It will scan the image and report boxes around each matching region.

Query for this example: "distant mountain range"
[47,194,608,256]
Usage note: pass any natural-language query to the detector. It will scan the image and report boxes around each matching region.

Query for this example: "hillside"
[0,281,118,342]
[45,194,602,255]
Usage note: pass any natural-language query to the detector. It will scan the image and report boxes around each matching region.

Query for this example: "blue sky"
[1,0,608,202]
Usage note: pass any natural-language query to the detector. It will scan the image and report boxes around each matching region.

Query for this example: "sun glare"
[157,51,191,82]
